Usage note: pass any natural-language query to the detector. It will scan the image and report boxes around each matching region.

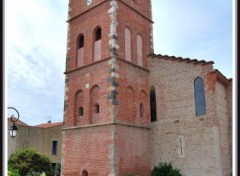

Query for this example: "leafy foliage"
[54,162,61,176]
[8,148,54,176]
[8,165,20,176]
[151,162,182,176]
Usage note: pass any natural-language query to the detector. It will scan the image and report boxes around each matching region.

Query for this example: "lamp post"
[8,107,20,138]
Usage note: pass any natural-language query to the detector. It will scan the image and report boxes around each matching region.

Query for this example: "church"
[61,0,232,175]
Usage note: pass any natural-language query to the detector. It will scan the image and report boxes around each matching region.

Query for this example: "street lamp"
[8,107,20,138]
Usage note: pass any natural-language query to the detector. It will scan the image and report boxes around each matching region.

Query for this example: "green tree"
[8,148,54,176]
[151,162,182,176]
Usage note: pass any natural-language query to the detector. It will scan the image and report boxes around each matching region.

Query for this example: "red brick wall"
[115,125,151,176]
[116,59,150,126]
[117,2,152,69]
[65,60,112,127]
[66,1,111,72]
[68,0,106,20]
[62,126,113,176]
[119,0,152,19]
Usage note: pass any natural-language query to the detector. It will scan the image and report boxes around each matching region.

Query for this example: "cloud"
[6,0,68,125]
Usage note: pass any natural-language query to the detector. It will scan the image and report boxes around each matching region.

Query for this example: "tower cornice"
[64,56,150,75]
[67,0,153,23]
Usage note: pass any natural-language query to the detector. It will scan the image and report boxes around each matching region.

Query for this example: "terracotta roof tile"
[35,122,63,128]
[8,117,28,126]
[150,53,214,65]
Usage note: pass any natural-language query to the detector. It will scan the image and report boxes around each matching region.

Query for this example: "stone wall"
[149,57,231,176]
[8,124,62,164]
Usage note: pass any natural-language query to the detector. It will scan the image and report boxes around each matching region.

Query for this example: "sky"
[5,0,234,126]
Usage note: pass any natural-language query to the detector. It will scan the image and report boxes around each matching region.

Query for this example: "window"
[150,87,157,122]
[79,35,84,48]
[52,163,56,170]
[52,140,58,155]
[95,28,101,41]
[75,90,84,121]
[94,103,100,113]
[94,27,102,61]
[177,136,185,157]
[194,77,206,116]
[77,34,84,67]
[125,28,131,62]
[79,107,84,116]
[140,103,144,117]
[90,85,100,124]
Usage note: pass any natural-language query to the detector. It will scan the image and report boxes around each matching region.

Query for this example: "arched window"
[75,90,84,125]
[90,85,100,124]
[126,86,136,122]
[77,34,84,67]
[82,170,88,176]
[95,28,101,41]
[79,35,84,48]
[75,90,84,115]
[125,28,131,62]
[137,34,143,66]
[94,27,101,61]
[194,77,206,116]
[150,87,157,122]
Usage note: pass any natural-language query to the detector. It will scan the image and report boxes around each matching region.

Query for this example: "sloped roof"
[35,122,63,128]
[149,53,214,65]
[8,117,28,126]
[208,69,232,86]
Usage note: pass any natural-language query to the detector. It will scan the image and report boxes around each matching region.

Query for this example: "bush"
[151,162,182,176]
[8,166,20,176]
[8,148,54,176]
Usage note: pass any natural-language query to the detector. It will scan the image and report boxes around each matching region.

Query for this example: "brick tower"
[62,0,153,175]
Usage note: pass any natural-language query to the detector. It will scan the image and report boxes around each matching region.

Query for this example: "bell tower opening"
[94,27,102,61]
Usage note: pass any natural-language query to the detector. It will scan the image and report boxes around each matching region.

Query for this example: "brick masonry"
[61,0,232,175]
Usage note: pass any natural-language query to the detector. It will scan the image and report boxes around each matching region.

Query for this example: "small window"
[79,107,84,116]
[194,77,206,116]
[150,87,157,122]
[79,35,84,48]
[95,28,101,41]
[94,103,100,113]
[140,103,144,117]
[52,140,58,155]
[52,163,56,170]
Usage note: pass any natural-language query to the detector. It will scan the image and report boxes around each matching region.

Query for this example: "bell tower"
[62,0,153,175]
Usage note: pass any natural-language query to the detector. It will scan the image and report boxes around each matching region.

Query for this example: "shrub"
[8,165,20,176]
[8,148,54,176]
[151,162,182,176]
